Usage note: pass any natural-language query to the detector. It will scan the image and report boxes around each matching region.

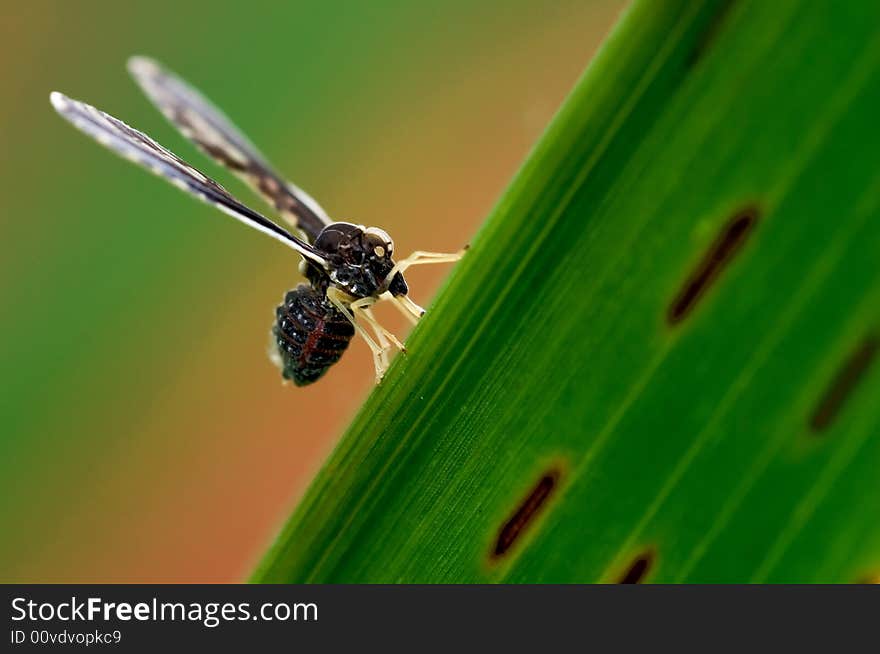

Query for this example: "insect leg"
[366,308,392,350]
[350,298,391,351]
[326,287,389,383]
[382,247,466,323]
[383,292,425,324]
[351,298,407,354]
[388,249,467,278]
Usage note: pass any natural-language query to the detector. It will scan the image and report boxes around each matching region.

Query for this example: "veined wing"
[50,91,328,269]
[128,56,331,242]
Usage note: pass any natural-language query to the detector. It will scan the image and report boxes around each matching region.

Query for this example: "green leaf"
[253,0,880,583]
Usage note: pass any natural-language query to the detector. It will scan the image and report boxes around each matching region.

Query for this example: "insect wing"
[128,56,331,242]
[49,91,328,268]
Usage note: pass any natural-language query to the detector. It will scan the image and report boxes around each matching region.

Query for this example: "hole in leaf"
[617,550,656,584]
[687,0,740,68]
[492,468,561,559]
[668,205,759,325]
[810,334,879,432]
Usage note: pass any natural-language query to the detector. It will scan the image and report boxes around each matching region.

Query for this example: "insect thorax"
[310,222,408,299]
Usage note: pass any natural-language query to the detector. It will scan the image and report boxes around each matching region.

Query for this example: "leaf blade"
[253,0,880,583]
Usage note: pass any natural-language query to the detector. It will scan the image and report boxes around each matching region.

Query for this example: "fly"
[50,57,464,386]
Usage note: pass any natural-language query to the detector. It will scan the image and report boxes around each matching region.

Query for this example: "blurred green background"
[0,0,625,581]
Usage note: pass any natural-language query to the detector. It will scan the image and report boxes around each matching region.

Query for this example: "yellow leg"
[364,306,390,350]
[383,292,424,324]
[326,287,389,383]
[382,247,466,322]
[387,248,467,280]
[352,299,407,354]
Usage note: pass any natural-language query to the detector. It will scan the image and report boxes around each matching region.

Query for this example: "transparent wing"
[128,56,331,242]
[49,92,328,268]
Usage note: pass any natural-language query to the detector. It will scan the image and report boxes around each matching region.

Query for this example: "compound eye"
[365,227,393,247]
[373,245,386,258]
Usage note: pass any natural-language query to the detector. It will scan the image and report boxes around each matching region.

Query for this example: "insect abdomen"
[273,285,355,386]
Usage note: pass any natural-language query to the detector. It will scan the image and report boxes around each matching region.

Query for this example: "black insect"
[50,57,464,385]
